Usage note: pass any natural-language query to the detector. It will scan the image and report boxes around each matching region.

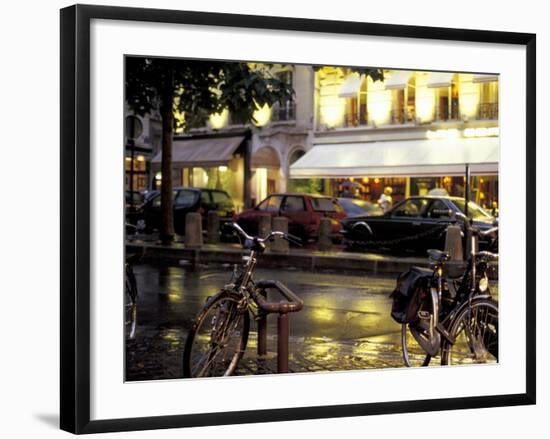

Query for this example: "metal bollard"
[318,217,332,252]
[184,212,203,248]
[271,217,289,253]
[444,224,465,278]
[206,211,220,244]
[257,317,267,358]
[444,224,463,261]
[277,312,289,373]
[257,286,267,358]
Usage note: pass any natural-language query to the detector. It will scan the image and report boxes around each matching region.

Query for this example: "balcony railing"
[271,101,296,122]
[390,107,416,124]
[478,102,499,120]
[435,100,460,122]
[343,112,368,127]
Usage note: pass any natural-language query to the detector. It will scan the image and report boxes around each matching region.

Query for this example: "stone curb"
[126,241,498,278]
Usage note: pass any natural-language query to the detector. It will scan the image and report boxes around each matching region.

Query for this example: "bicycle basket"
[390,267,431,324]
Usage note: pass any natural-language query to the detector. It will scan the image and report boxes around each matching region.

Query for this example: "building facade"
[124,106,162,194]
[294,67,499,211]
[127,64,499,213]
[148,64,315,211]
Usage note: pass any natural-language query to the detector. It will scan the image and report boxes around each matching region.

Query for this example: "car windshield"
[175,190,199,207]
[452,199,494,221]
[311,197,340,212]
[211,191,233,207]
[339,199,381,216]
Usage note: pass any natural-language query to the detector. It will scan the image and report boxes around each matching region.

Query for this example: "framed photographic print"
[60,4,536,434]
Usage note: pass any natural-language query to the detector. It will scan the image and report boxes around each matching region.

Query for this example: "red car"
[236,193,346,242]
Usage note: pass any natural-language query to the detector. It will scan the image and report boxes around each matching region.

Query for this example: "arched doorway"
[251,146,281,205]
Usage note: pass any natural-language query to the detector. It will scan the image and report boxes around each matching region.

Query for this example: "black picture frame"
[60,4,536,434]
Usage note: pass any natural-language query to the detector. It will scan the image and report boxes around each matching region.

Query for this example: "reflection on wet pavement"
[126,263,498,381]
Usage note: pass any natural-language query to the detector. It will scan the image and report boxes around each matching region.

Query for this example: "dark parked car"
[236,193,346,242]
[337,197,383,218]
[125,190,143,209]
[131,187,235,235]
[341,196,498,253]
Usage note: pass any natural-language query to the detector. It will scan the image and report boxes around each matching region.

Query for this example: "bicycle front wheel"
[183,290,250,378]
[441,298,498,365]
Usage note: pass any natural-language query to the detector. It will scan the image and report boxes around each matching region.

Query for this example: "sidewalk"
[127,235,431,275]
[126,235,498,277]
[126,330,404,381]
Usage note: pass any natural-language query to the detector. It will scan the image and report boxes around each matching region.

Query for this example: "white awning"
[384,70,413,90]
[427,72,454,88]
[152,136,244,167]
[289,137,499,178]
[338,74,362,97]
[473,73,499,83]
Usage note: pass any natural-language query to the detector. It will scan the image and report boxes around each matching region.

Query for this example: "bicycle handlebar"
[225,222,302,246]
[477,250,499,261]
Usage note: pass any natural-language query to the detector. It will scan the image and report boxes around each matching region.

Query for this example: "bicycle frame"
[413,214,497,356]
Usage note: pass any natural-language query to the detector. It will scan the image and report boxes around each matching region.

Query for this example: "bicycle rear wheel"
[441,298,498,365]
[401,285,434,367]
[402,323,432,367]
[183,290,250,378]
[125,263,138,339]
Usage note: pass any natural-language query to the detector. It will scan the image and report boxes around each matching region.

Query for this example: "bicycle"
[182,222,303,378]
[396,211,499,367]
[125,224,141,340]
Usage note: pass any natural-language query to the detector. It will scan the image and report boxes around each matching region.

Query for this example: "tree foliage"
[124,58,383,242]
[126,58,294,130]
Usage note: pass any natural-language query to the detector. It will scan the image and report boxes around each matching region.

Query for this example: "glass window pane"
[426,200,450,218]
[175,190,198,207]
[392,199,428,217]
[311,197,338,212]
[200,191,210,204]
[266,195,283,212]
[282,196,305,212]
[211,191,231,206]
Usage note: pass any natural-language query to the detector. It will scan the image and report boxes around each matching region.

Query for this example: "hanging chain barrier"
[350,224,447,247]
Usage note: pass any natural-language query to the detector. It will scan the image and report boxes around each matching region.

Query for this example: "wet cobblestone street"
[125,262,497,381]
[125,263,407,381]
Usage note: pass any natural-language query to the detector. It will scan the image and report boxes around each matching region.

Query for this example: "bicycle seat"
[427,249,450,263]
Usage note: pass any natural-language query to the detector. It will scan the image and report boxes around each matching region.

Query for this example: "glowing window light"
[319,94,345,128]
[458,75,479,119]
[209,109,229,130]
[415,73,435,122]
[253,104,272,127]
[367,76,391,125]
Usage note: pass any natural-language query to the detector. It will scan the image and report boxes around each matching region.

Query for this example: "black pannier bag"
[390,266,432,324]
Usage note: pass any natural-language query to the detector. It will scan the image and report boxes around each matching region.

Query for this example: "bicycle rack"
[253,280,303,373]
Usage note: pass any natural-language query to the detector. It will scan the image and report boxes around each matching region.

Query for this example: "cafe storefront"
[151,135,249,212]
[289,136,499,211]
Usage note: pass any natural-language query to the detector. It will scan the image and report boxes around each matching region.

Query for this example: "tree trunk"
[159,94,175,243]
